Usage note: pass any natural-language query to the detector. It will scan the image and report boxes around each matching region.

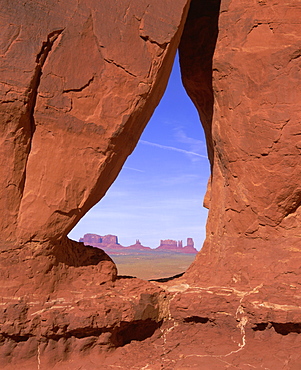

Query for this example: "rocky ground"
[1,241,301,370]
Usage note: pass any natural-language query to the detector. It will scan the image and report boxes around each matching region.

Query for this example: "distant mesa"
[157,238,197,254]
[79,234,197,255]
[125,239,152,251]
[79,234,121,250]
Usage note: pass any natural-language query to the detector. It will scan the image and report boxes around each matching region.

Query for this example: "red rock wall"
[0,0,190,245]
[180,0,301,287]
[0,2,192,366]
[1,0,301,368]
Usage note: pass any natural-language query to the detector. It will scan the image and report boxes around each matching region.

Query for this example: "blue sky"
[69,53,210,250]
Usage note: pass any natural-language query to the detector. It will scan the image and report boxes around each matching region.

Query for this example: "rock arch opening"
[2,0,300,368]
[65,0,221,280]
[0,0,223,289]
[69,52,210,280]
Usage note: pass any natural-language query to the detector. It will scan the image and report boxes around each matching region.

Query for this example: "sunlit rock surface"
[0,0,190,367]
[1,0,301,368]
[0,0,189,243]
[180,0,301,287]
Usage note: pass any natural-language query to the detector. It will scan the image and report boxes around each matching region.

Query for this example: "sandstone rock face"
[0,1,191,367]
[180,0,301,286]
[0,0,190,244]
[3,276,301,369]
[0,238,117,297]
[0,275,164,369]
[2,0,301,368]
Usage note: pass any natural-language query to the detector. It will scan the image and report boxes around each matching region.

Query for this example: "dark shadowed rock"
[180,0,301,288]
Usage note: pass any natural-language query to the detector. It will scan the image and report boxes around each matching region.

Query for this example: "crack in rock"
[104,58,137,77]
[17,29,64,201]
[63,76,95,93]
[25,29,64,138]
[139,34,168,49]
[289,49,301,62]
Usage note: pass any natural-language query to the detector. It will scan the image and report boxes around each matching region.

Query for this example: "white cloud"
[173,128,207,154]
[140,140,207,159]
[123,166,145,173]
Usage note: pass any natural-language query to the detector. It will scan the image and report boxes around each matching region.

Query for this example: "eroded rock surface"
[180,0,301,286]
[1,0,301,368]
[3,277,301,369]
[0,275,164,369]
[0,0,191,367]
[0,0,189,244]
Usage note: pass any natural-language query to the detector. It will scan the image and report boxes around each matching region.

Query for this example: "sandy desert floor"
[111,252,196,280]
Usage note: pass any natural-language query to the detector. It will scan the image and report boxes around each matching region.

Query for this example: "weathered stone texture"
[0,275,164,369]
[1,0,301,368]
[180,0,301,286]
[0,0,189,244]
[0,1,191,367]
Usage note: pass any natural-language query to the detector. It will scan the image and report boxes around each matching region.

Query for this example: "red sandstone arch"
[1,0,301,367]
